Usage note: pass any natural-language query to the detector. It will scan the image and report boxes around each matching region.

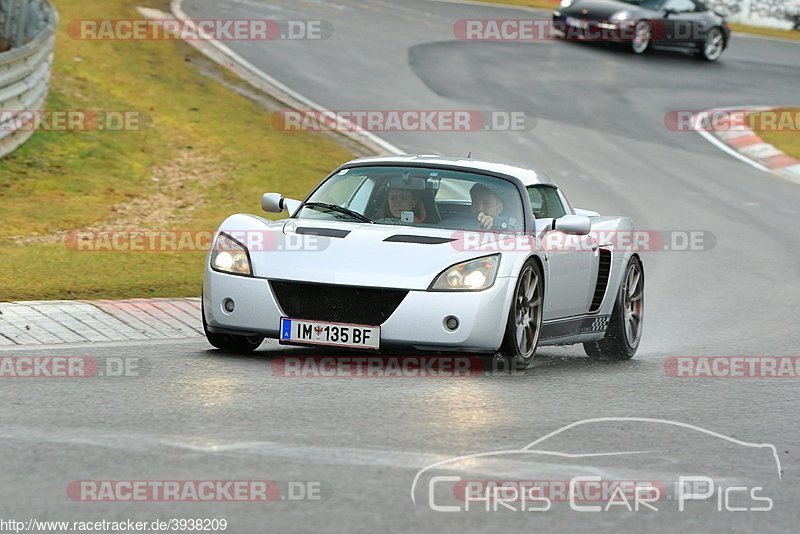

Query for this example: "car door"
[528,186,598,320]
[661,0,709,47]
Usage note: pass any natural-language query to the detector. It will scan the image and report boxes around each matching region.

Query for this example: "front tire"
[501,259,544,369]
[583,256,643,360]
[696,27,724,61]
[630,21,652,55]
[202,298,264,353]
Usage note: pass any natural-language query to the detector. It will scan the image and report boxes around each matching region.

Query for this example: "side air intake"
[590,249,612,312]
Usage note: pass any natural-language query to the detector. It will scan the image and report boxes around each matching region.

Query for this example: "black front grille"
[590,249,612,312]
[270,281,408,326]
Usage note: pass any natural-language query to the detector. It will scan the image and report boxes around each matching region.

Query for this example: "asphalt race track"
[1,0,799,531]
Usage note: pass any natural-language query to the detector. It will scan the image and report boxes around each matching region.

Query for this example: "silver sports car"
[202,155,644,367]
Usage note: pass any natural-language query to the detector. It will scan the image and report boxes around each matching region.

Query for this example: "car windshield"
[296,165,525,232]
[620,0,664,9]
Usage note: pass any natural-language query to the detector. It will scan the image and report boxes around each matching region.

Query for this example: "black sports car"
[553,0,731,61]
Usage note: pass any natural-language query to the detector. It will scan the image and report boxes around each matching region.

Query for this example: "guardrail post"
[14,0,28,47]
[1,0,16,50]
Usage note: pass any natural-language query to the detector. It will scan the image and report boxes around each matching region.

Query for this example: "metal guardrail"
[0,0,57,158]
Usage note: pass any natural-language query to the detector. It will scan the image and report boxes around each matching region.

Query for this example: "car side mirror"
[262,193,301,215]
[663,8,677,16]
[554,215,591,236]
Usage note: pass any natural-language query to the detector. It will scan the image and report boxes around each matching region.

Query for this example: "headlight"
[211,232,252,276]
[610,11,629,21]
[560,0,574,7]
[430,255,500,291]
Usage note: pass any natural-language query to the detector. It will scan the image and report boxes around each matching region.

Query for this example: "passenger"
[374,182,427,225]
[470,183,509,230]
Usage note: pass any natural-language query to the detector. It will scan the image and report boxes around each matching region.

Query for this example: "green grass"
[729,22,800,42]
[751,108,800,160]
[0,245,206,300]
[477,0,800,41]
[0,0,354,300]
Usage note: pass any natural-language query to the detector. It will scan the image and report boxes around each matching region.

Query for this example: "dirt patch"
[10,146,231,245]
[104,146,230,229]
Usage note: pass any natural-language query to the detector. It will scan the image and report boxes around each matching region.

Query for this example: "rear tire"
[583,256,643,360]
[202,297,264,353]
[501,259,544,369]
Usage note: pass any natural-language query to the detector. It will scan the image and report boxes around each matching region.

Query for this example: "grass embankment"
[0,0,354,300]
[749,108,800,159]
[477,0,800,42]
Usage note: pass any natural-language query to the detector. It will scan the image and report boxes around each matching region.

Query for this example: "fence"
[707,0,800,29]
[0,0,57,158]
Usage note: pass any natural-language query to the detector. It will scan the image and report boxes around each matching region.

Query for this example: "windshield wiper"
[302,202,374,223]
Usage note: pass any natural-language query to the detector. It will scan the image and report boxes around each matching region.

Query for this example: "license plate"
[279,317,380,350]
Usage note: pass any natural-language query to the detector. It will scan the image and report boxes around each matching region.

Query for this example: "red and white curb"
[694,106,800,184]
[0,298,203,346]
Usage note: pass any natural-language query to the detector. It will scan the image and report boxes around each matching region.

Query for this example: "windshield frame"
[296,162,535,233]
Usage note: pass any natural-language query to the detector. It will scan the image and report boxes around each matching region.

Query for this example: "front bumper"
[552,12,638,43]
[203,269,515,352]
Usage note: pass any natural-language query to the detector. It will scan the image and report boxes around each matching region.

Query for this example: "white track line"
[693,105,772,173]
[695,130,770,172]
[171,0,404,155]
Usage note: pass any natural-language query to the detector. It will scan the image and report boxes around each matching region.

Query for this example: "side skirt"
[539,315,610,346]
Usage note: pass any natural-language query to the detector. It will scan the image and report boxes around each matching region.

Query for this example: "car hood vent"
[384,235,455,245]
[295,227,351,238]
